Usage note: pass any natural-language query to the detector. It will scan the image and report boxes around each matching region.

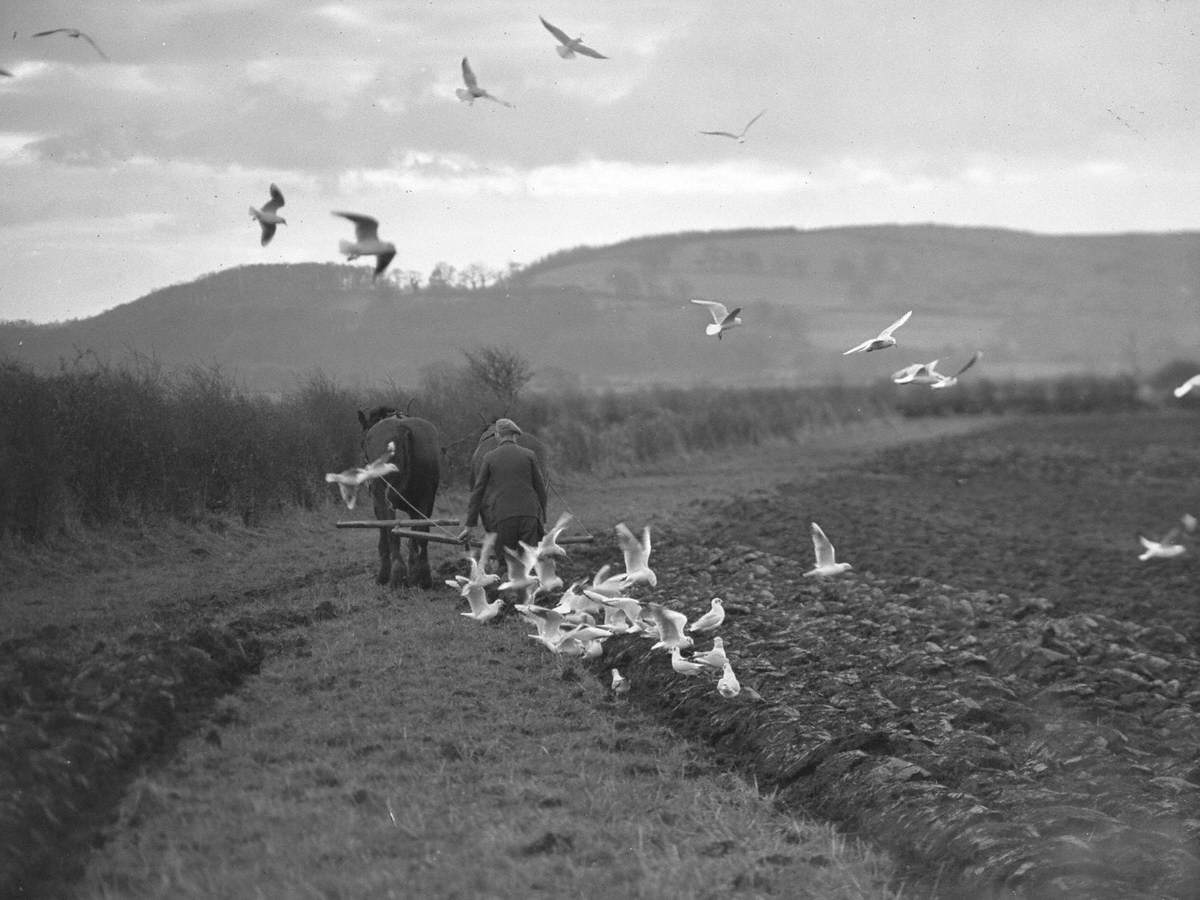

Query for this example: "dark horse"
[469,420,551,492]
[360,411,441,589]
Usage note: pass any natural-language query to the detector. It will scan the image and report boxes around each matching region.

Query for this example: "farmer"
[460,417,548,574]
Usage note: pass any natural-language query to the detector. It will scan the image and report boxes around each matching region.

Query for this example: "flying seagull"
[891,359,941,385]
[324,441,398,509]
[690,298,743,340]
[456,57,514,108]
[1138,530,1186,561]
[539,16,608,59]
[642,603,693,651]
[615,522,656,587]
[333,212,396,278]
[700,109,766,144]
[804,522,852,577]
[1173,374,1200,398]
[249,184,286,246]
[843,310,913,355]
[33,28,109,61]
[929,351,982,390]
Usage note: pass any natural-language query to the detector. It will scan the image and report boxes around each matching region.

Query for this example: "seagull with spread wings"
[333,212,396,278]
[803,522,853,577]
[929,351,982,390]
[33,27,109,61]
[615,522,656,587]
[539,16,608,59]
[1173,374,1200,398]
[700,109,766,143]
[456,57,514,108]
[690,299,743,340]
[324,441,398,509]
[249,184,286,247]
[843,310,913,355]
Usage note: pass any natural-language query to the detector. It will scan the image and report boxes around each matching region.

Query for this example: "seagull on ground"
[670,647,708,676]
[891,359,941,385]
[33,28,109,61]
[615,522,656,586]
[539,16,608,59]
[333,212,396,279]
[690,299,743,340]
[804,522,852,577]
[456,57,514,108]
[688,598,725,633]
[842,310,913,355]
[692,636,729,669]
[249,184,286,246]
[1138,527,1187,561]
[700,109,766,144]
[324,441,397,508]
[611,668,630,697]
[717,662,741,698]
[929,351,982,390]
[643,603,693,651]
[1173,374,1200,398]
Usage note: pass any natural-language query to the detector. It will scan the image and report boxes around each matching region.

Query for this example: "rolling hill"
[3,224,1198,393]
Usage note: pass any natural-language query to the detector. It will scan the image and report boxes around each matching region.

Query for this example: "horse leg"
[407,524,433,589]
[388,526,407,588]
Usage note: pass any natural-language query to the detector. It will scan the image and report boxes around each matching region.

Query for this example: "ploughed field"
[604,410,1200,898]
[3,410,1199,898]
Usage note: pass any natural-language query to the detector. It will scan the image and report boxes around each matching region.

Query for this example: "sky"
[1,0,1198,323]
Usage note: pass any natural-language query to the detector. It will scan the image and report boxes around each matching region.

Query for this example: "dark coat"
[465,439,547,530]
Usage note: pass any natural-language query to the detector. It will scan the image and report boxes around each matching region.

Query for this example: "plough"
[336,518,595,547]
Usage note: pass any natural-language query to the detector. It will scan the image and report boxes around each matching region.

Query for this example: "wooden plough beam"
[336,518,594,547]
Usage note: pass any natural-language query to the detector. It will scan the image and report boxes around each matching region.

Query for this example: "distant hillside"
[3,225,1199,393]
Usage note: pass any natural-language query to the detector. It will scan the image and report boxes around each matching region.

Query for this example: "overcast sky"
[2,0,1197,323]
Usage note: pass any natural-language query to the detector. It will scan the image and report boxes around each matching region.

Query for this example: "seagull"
[249,183,286,246]
[332,212,396,279]
[610,668,630,697]
[586,563,632,597]
[1138,526,1187,561]
[929,351,982,390]
[1183,514,1198,533]
[615,522,656,587]
[688,598,725,633]
[692,636,729,669]
[891,359,941,385]
[500,542,540,594]
[324,441,398,508]
[717,662,741,698]
[456,57,514,108]
[33,28,109,61]
[535,512,574,559]
[689,299,743,340]
[804,522,852,577]
[459,531,502,618]
[643,603,693,651]
[586,590,643,633]
[554,581,603,616]
[842,310,913,355]
[700,109,766,144]
[539,16,608,59]
[670,647,708,676]
[530,550,563,599]
[1173,374,1200,398]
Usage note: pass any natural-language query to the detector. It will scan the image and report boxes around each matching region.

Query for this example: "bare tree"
[462,344,534,410]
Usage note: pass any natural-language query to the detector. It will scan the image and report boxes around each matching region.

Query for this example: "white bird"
[539,16,608,59]
[670,647,708,676]
[929,352,982,390]
[457,532,502,621]
[587,563,631,598]
[535,512,574,559]
[500,542,540,594]
[333,212,396,279]
[33,27,109,61]
[1183,513,1198,533]
[1138,529,1187,561]
[717,662,741,698]
[689,299,743,340]
[587,590,643,632]
[554,581,603,616]
[615,522,656,587]
[688,598,725,633]
[842,310,913,355]
[324,441,397,508]
[1173,374,1200,398]
[249,183,286,246]
[531,552,563,599]
[610,668,630,697]
[643,603,693,651]
[891,359,941,385]
[692,636,729,669]
[456,57,514,108]
[804,522,852,577]
[700,109,766,144]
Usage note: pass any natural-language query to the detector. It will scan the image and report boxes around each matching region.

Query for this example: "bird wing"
[720,307,742,326]
[615,522,644,570]
[332,211,380,242]
[690,298,729,324]
[741,109,767,135]
[259,222,277,246]
[843,338,873,355]
[483,92,514,108]
[699,130,739,139]
[79,31,109,60]
[573,43,608,59]
[878,310,913,339]
[0,68,12,77]
[952,351,982,378]
[263,183,284,213]
[1173,374,1200,397]
[373,249,396,277]
[32,29,70,37]
[461,56,478,89]
[810,522,837,567]
[539,16,572,45]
